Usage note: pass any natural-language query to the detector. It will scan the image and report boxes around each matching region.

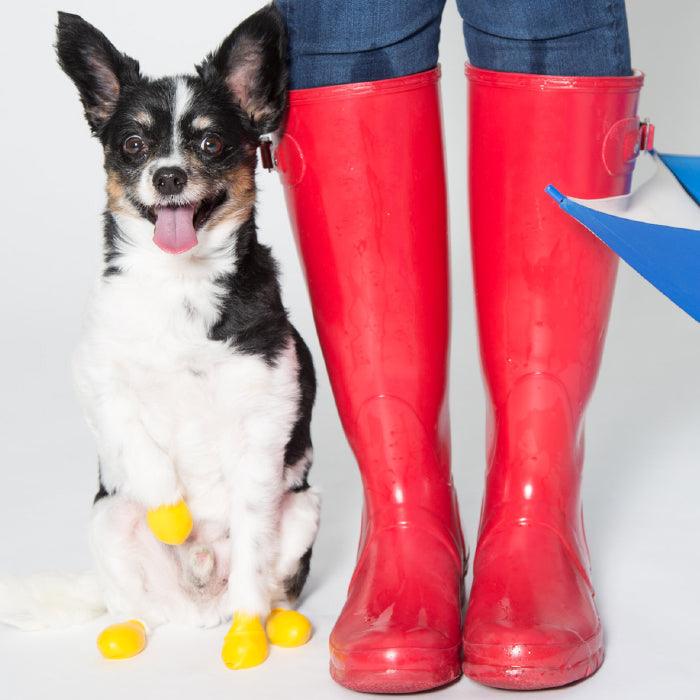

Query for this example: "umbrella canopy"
[546,151,700,322]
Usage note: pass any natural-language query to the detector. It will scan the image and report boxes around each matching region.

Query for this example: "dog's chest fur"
[74,234,301,524]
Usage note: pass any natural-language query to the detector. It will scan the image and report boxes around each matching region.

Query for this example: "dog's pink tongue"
[153,206,197,254]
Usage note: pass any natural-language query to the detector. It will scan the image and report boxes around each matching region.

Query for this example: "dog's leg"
[262,488,320,648]
[90,495,168,659]
[87,385,192,544]
[91,494,208,658]
[275,487,321,598]
[220,446,285,670]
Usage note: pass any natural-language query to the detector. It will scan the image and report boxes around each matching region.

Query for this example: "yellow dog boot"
[221,612,269,670]
[97,620,147,659]
[146,499,193,545]
[266,609,313,647]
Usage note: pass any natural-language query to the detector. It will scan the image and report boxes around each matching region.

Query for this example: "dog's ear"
[198,4,288,135]
[56,12,141,135]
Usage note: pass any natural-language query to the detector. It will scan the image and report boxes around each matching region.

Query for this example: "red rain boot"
[277,68,466,693]
[463,65,644,690]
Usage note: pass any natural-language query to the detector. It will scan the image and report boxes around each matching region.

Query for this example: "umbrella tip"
[545,184,565,204]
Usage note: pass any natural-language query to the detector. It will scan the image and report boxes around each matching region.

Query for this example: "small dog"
[0,5,319,668]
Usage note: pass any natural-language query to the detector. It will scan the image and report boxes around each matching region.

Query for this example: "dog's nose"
[153,167,188,195]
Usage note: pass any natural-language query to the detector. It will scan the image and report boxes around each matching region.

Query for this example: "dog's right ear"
[55,12,141,135]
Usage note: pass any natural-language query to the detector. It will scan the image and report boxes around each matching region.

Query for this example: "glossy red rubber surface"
[278,68,466,694]
[464,64,644,690]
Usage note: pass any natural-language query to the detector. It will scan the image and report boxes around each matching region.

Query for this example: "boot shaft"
[467,65,644,545]
[278,68,461,534]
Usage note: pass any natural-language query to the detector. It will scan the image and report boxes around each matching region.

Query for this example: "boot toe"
[464,620,603,690]
[330,525,464,693]
[331,626,462,694]
[463,525,603,689]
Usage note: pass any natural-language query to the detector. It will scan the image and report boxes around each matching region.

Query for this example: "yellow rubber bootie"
[97,620,147,659]
[221,613,269,670]
[265,609,313,647]
[146,499,193,545]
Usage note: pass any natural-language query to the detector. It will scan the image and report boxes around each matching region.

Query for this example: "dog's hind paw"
[266,609,312,647]
[146,500,193,545]
[221,613,268,669]
[97,620,147,659]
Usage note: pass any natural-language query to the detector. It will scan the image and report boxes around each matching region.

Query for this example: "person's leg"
[274,1,465,694]
[278,0,445,88]
[457,0,642,690]
[459,0,631,76]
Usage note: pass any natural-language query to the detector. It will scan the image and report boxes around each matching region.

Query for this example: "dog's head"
[56,5,286,256]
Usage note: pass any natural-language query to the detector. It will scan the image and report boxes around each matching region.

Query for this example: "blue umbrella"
[546,150,700,322]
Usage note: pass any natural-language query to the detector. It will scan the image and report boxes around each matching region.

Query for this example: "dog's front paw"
[266,608,313,647]
[146,499,193,545]
[221,612,268,670]
[97,620,147,659]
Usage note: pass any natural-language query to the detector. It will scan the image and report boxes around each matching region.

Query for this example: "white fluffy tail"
[0,572,106,630]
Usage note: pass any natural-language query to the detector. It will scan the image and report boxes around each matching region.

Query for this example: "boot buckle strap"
[602,117,655,176]
[259,135,275,171]
[639,118,655,152]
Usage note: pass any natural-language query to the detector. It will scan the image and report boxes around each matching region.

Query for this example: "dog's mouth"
[146,191,227,255]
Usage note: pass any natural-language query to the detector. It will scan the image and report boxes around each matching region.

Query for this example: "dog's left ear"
[198,4,288,135]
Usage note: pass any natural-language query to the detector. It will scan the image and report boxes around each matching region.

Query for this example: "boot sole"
[463,632,604,690]
[330,644,462,694]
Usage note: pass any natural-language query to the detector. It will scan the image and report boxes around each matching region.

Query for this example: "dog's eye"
[200,134,223,156]
[123,135,146,155]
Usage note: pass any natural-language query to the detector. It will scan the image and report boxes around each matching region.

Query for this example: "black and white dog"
[0,5,319,666]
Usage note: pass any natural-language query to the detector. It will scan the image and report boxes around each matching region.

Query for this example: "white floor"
[0,1,699,699]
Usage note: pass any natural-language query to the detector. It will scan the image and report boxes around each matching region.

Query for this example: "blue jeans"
[275,0,632,89]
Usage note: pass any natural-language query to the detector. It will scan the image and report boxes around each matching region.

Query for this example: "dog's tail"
[0,572,106,630]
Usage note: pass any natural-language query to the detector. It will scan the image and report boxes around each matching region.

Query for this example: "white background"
[0,1,698,698]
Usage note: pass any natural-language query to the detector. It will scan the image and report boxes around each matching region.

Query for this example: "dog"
[0,5,319,669]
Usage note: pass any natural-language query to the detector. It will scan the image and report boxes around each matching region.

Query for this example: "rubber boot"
[276,68,466,694]
[463,65,644,690]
